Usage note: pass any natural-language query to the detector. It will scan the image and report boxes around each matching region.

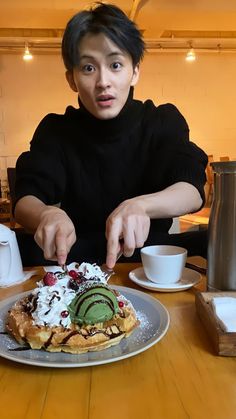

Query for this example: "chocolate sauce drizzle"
[9,346,31,351]
[1,330,31,352]
[49,291,61,306]
[44,332,55,348]
[79,298,115,316]
[43,322,123,348]
[74,286,116,316]
[24,293,38,313]
[61,330,80,344]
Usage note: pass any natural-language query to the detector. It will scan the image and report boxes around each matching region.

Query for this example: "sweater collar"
[76,87,142,143]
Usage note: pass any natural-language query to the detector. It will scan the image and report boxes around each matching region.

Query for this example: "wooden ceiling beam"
[161,30,236,39]
[0,28,64,38]
[129,0,149,21]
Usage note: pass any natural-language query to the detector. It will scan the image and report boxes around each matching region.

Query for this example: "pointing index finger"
[55,231,68,266]
[106,223,121,269]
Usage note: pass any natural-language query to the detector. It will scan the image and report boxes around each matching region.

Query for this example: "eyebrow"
[79,51,125,61]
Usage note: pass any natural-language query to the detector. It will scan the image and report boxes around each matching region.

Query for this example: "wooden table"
[1,263,236,419]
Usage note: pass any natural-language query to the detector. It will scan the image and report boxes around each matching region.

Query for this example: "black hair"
[62,2,145,71]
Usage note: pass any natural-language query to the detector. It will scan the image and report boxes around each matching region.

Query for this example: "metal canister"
[207,161,236,290]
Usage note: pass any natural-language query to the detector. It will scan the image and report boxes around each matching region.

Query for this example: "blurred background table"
[0,198,10,223]
[180,207,210,232]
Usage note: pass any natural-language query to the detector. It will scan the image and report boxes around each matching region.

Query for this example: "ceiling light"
[185,47,196,62]
[23,42,33,61]
[186,49,196,61]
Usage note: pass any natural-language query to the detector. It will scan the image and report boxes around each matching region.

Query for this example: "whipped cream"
[117,293,135,311]
[30,262,107,328]
[32,281,75,328]
[78,262,107,282]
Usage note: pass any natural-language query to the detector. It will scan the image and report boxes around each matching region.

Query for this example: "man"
[14,3,207,268]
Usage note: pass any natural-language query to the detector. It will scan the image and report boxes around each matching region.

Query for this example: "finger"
[55,230,69,265]
[63,230,77,261]
[34,230,43,250]
[106,220,122,268]
[34,227,57,261]
[122,221,136,257]
[106,241,120,269]
[134,218,149,248]
[142,217,151,242]
[44,240,57,261]
[134,229,145,249]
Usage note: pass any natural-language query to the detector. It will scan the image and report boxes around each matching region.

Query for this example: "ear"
[65,71,78,92]
[130,64,140,87]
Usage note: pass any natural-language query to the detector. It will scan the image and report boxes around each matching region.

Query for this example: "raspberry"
[69,270,79,279]
[61,310,69,318]
[43,272,57,286]
[118,301,124,308]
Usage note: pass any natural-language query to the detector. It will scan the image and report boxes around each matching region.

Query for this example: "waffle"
[6,263,139,354]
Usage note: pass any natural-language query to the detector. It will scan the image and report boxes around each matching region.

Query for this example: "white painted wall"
[140,51,236,160]
[0,50,236,183]
[0,53,77,183]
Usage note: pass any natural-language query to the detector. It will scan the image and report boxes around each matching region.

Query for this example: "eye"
[82,64,95,73]
[111,62,122,70]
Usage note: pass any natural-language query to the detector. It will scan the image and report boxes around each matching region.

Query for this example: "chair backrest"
[7,167,16,228]
[206,155,214,185]
[205,155,214,206]
[220,156,230,162]
[7,167,16,201]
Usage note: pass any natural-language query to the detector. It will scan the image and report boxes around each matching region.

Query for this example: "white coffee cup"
[141,245,187,284]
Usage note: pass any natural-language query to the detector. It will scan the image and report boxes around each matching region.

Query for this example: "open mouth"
[97,95,114,101]
[96,95,115,107]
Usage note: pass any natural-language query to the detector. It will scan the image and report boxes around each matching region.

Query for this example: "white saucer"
[129,267,201,292]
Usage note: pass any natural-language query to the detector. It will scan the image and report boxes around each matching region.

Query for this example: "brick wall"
[0,50,235,182]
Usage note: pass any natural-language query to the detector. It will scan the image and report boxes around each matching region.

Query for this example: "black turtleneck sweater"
[15,90,207,258]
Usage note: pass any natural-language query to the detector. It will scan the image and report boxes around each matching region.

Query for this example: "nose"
[96,67,111,89]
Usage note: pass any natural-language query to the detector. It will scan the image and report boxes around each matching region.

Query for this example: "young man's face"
[66,33,139,120]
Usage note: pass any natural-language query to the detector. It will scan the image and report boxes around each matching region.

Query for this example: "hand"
[105,198,150,268]
[34,206,76,265]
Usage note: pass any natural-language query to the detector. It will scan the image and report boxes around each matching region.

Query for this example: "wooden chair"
[205,155,214,207]
[7,167,16,228]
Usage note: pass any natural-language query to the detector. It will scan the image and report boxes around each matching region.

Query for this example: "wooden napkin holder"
[195,291,236,356]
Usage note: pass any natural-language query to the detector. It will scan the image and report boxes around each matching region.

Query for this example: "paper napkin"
[0,270,38,288]
[211,297,236,332]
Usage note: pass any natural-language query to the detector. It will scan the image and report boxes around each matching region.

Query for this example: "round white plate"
[0,286,169,368]
[129,267,201,292]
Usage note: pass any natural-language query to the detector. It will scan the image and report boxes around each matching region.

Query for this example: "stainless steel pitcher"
[208,161,236,290]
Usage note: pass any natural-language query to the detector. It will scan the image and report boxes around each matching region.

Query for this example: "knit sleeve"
[149,103,208,206]
[14,114,67,207]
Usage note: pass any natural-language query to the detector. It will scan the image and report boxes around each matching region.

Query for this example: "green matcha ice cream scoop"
[68,283,119,325]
